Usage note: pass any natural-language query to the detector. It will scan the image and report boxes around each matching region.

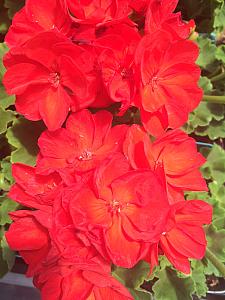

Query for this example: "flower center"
[150,75,159,91]
[120,68,133,79]
[78,150,93,161]
[49,72,60,88]
[108,199,128,215]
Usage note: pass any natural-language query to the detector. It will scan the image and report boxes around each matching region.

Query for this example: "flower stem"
[210,72,225,83]
[205,248,225,278]
[203,95,225,104]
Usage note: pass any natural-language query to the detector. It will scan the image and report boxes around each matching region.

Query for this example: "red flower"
[135,31,202,135]
[129,0,149,13]
[9,163,62,210]
[5,210,51,276]
[5,0,72,48]
[37,109,128,178]
[65,0,132,26]
[34,260,133,300]
[146,200,212,274]
[68,153,169,268]
[94,24,141,112]
[145,0,194,39]
[124,126,207,203]
[3,31,96,130]
[51,187,105,262]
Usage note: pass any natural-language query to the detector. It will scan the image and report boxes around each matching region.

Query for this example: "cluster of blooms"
[3,0,213,299]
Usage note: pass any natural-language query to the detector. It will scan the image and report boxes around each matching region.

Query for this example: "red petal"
[166,227,206,259]
[3,63,49,95]
[160,235,191,274]
[70,187,111,228]
[105,215,142,268]
[60,55,88,100]
[66,109,95,150]
[6,214,48,251]
[95,153,130,199]
[174,200,213,226]
[61,271,93,300]
[39,86,70,130]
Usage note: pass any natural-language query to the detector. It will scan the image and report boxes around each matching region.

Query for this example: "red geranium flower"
[9,163,62,210]
[6,210,52,276]
[145,0,194,39]
[146,200,212,274]
[3,31,96,130]
[124,126,207,203]
[5,0,72,48]
[65,0,132,26]
[135,31,202,136]
[68,153,169,268]
[94,24,141,112]
[37,109,128,179]
[34,260,134,300]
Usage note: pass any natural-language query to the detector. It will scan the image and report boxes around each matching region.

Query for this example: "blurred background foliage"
[0,1,225,299]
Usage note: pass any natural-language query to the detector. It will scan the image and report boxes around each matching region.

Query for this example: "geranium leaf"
[129,288,153,300]
[206,225,225,263]
[153,268,195,300]
[191,261,208,298]
[184,104,225,140]
[197,37,217,71]
[0,86,15,109]
[113,261,150,289]
[0,194,18,225]
[0,108,15,134]
[199,76,213,93]
[0,157,14,191]
[214,2,225,31]
[215,45,225,64]
[6,117,45,166]
[0,42,8,80]
[1,236,15,270]
[201,144,225,184]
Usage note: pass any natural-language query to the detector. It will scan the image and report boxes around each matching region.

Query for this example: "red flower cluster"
[4,0,200,132]
[4,0,212,299]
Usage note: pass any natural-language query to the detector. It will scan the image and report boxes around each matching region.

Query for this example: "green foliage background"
[0,0,225,299]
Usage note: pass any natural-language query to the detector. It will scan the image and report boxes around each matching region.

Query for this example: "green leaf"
[1,236,15,270]
[0,246,8,278]
[201,144,225,184]
[214,2,225,31]
[206,225,225,262]
[216,45,225,64]
[129,288,153,300]
[195,119,225,140]
[0,42,8,80]
[0,157,14,191]
[0,108,15,134]
[0,86,15,110]
[210,184,225,208]
[197,37,217,70]
[113,261,150,289]
[0,157,13,183]
[184,104,225,140]
[0,228,15,278]
[191,260,208,298]
[199,76,213,94]
[6,117,45,166]
[0,195,18,225]
[153,268,195,300]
